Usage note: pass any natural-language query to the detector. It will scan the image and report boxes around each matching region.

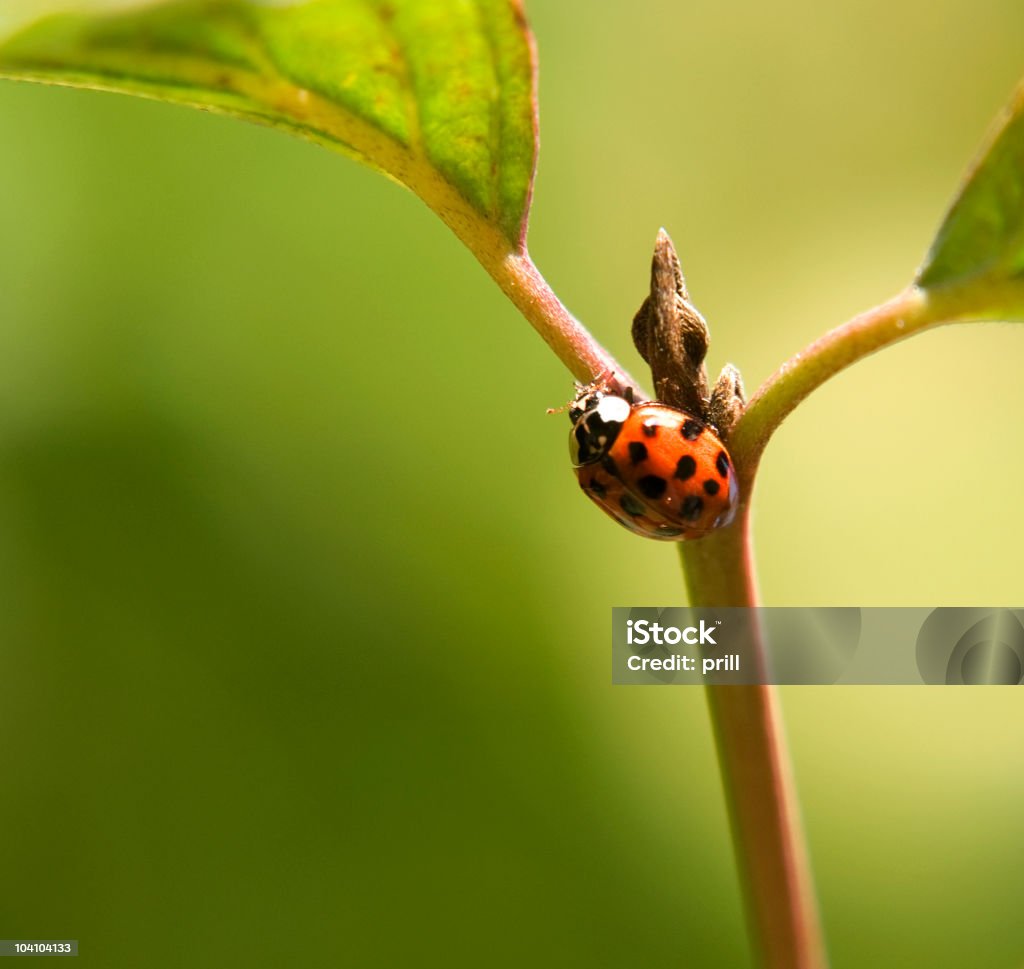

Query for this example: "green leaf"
[0,0,538,256]
[917,81,1024,316]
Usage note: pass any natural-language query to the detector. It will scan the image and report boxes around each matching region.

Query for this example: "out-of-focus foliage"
[1,1,1024,967]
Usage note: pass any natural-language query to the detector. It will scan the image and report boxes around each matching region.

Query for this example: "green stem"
[728,285,931,487]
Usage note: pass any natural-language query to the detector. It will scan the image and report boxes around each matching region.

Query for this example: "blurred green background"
[1,1,1023,966]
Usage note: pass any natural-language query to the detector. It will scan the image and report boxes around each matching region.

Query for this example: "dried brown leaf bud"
[631,228,710,415]
[708,364,746,440]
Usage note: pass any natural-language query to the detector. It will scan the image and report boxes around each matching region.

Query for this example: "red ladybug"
[569,384,738,541]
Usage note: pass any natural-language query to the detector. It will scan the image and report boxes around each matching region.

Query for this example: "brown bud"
[708,364,745,439]
[631,228,710,415]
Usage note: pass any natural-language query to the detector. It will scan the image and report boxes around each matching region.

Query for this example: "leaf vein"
[368,0,422,154]
[474,0,503,227]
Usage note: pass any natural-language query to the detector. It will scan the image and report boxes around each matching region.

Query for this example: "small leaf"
[917,81,1024,316]
[0,0,538,255]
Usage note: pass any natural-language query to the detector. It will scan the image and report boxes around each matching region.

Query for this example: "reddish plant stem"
[488,252,1000,969]
[673,282,986,969]
[484,248,645,396]
[680,520,826,969]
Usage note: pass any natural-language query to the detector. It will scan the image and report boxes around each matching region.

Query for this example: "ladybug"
[568,383,738,541]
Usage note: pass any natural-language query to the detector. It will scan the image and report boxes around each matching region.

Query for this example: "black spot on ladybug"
[620,493,646,516]
[703,479,720,496]
[675,455,697,480]
[716,451,730,477]
[628,441,648,465]
[641,422,658,438]
[588,478,608,498]
[681,420,703,441]
[636,475,667,499]
[681,495,705,521]
[601,455,620,478]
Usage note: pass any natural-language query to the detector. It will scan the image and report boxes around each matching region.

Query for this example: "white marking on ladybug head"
[595,395,630,425]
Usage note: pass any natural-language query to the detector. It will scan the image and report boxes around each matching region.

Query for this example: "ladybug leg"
[547,380,589,416]
[551,371,619,417]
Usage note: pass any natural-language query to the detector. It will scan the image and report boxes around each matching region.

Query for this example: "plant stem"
[680,520,827,969]
[675,280,1000,969]
[706,682,824,969]
[482,245,1006,969]
[728,286,931,486]
[484,248,645,396]
[674,286,934,968]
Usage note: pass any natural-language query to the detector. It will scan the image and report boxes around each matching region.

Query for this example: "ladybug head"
[569,390,631,467]
[567,378,634,421]
[568,384,602,425]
